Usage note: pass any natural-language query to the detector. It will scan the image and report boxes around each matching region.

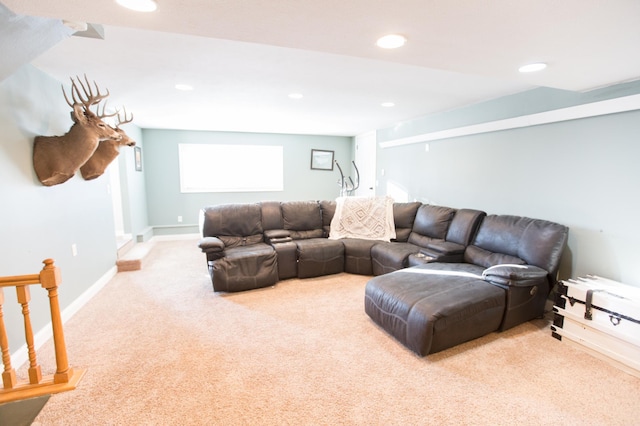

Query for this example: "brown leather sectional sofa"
[198,199,568,356]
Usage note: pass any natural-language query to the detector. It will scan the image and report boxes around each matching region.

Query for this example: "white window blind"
[179,144,284,193]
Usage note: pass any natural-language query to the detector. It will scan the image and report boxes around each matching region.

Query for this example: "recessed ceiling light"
[175,84,193,91]
[288,93,303,99]
[376,34,407,49]
[115,0,158,12]
[381,102,395,107]
[518,62,547,73]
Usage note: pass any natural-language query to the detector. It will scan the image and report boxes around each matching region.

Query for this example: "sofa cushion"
[464,245,526,269]
[295,238,344,278]
[201,203,263,241]
[282,201,323,239]
[517,218,569,276]
[446,209,486,246]
[419,240,466,263]
[465,215,568,277]
[320,200,336,237]
[371,242,420,276]
[261,201,284,230]
[391,202,421,242]
[470,215,524,258]
[211,243,278,292]
[342,238,377,275]
[408,204,456,243]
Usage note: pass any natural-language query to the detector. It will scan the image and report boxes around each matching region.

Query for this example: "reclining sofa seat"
[319,200,381,274]
[198,203,278,292]
[371,204,486,275]
[280,200,344,278]
[333,201,420,275]
[364,214,568,356]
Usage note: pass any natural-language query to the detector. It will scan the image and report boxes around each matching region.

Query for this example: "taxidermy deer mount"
[32,75,122,186]
[80,106,136,181]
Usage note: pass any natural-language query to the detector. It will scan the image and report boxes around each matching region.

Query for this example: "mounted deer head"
[80,107,136,181]
[33,75,122,186]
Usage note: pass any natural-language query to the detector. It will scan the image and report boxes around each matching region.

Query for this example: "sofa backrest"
[446,208,486,246]
[464,214,569,278]
[319,200,336,237]
[281,200,324,239]
[407,204,456,246]
[391,202,421,242]
[201,203,264,248]
[261,201,284,230]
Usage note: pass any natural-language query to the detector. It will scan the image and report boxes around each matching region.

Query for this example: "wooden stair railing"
[0,259,85,404]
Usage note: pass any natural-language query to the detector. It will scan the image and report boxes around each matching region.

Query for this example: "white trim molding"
[379,93,640,148]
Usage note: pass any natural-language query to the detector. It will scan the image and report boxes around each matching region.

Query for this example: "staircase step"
[116,241,154,272]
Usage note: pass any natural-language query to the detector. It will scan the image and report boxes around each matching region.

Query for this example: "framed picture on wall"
[134,146,142,172]
[310,149,334,171]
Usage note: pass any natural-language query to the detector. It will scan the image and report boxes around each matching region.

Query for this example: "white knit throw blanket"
[329,196,396,241]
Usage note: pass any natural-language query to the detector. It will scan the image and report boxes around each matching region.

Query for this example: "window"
[179,144,284,193]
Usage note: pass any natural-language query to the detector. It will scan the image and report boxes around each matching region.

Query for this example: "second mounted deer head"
[33,75,122,186]
[80,107,137,181]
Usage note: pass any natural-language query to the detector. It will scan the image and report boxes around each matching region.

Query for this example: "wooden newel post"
[39,259,73,384]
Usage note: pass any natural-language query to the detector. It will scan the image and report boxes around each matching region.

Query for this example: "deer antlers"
[115,107,134,128]
[33,75,125,186]
[95,101,134,127]
[62,74,110,113]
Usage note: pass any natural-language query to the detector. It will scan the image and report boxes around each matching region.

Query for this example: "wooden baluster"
[0,288,17,389]
[16,285,42,384]
[39,259,73,384]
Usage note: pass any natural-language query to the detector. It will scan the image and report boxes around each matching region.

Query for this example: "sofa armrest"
[264,229,292,244]
[482,264,548,287]
[424,241,465,256]
[198,236,224,254]
[418,241,465,263]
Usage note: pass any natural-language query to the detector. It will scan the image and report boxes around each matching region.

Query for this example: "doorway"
[354,131,376,197]
[109,158,131,250]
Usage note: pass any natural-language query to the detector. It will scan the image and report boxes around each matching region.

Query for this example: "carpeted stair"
[116,240,154,272]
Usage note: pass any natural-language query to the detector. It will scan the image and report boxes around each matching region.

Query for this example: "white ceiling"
[3,0,640,136]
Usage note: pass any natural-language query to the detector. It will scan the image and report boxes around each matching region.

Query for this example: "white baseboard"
[136,226,154,243]
[10,265,118,370]
[151,233,200,241]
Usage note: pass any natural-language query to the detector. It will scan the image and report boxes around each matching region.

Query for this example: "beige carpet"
[27,238,639,425]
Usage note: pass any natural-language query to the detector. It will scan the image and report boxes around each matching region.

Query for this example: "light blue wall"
[378,81,640,142]
[0,65,348,356]
[3,61,638,360]
[117,124,149,239]
[141,129,353,234]
[0,65,131,349]
[376,83,640,286]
